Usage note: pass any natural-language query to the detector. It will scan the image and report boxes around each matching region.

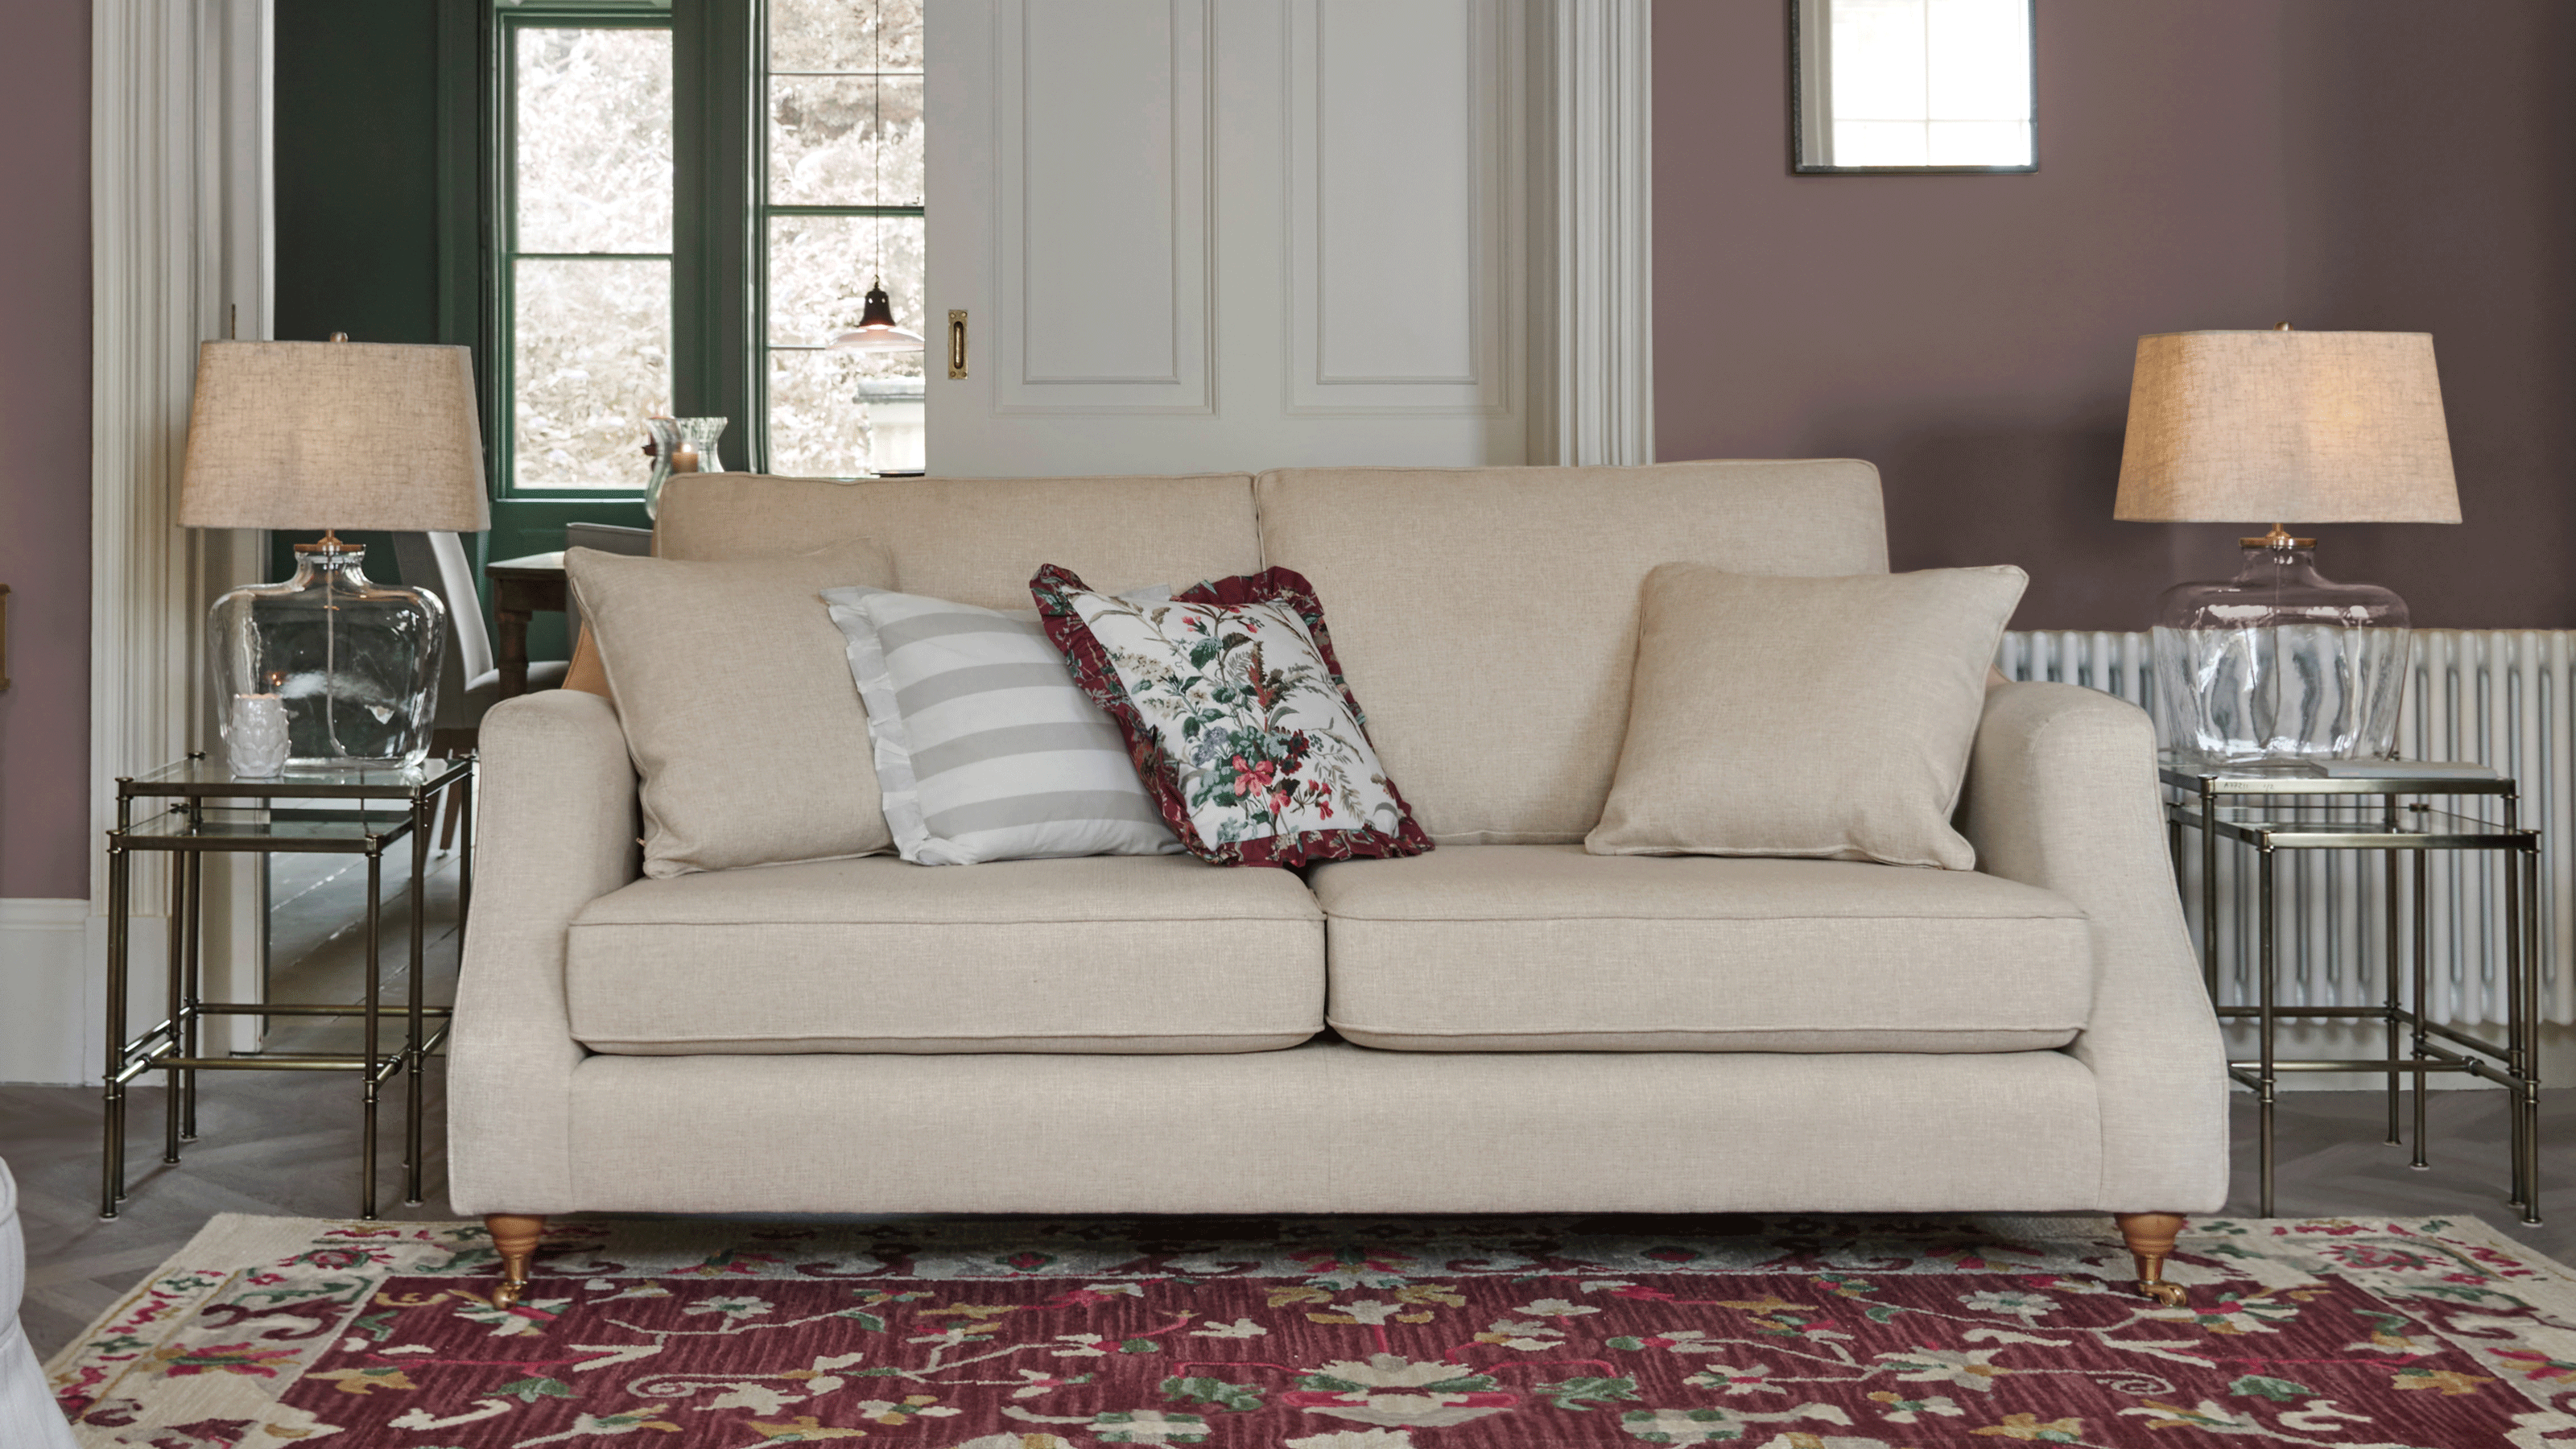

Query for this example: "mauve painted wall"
[1653,0,2576,630]
[0,2,89,902]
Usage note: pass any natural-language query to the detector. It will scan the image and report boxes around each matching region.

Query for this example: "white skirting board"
[0,901,101,1085]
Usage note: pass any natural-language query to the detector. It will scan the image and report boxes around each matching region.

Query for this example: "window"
[1793,0,2035,173]
[483,0,925,507]
[764,0,927,476]
[500,18,675,492]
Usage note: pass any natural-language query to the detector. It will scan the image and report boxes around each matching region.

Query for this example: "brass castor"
[485,1212,546,1310]
[2116,1211,2189,1307]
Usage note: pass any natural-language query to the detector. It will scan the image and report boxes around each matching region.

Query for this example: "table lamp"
[2114,326,2459,766]
[180,337,490,772]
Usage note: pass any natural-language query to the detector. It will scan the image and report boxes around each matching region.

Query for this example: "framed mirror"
[1793,0,2036,174]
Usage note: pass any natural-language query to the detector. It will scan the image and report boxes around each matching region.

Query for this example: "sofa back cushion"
[1254,460,1889,843]
[655,472,1263,608]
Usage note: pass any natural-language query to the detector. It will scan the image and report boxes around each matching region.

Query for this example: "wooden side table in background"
[485,551,567,700]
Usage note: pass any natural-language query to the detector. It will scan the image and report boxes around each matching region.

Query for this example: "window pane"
[1829,0,1926,121]
[516,27,673,254]
[770,0,922,74]
[769,349,923,477]
[1928,120,2032,167]
[514,258,671,491]
[770,73,924,207]
[768,213,925,345]
[1926,0,2030,121]
[1833,120,1930,167]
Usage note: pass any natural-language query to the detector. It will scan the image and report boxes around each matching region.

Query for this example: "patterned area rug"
[43,1212,2576,1447]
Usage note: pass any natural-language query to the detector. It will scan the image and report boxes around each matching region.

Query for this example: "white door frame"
[57,0,275,1087]
[1529,0,1653,467]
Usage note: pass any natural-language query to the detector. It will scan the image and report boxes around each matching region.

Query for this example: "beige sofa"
[448,461,2227,1308]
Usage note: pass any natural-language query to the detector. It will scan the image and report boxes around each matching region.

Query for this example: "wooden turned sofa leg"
[2116,1212,2189,1306]
[486,1213,547,1308]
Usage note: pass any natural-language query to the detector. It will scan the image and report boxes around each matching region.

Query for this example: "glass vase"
[207,540,445,771]
[642,417,682,520]
[2151,539,2410,766]
[674,416,729,473]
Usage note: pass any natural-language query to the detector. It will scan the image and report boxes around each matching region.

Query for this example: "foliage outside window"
[505,20,675,492]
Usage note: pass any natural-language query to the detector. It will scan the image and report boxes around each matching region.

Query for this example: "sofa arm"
[1959,681,2228,1213]
[447,691,640,1215]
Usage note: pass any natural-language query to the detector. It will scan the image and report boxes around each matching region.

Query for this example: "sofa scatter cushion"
[1030,564,1433,867]
[822,584,1182,865]
[564,540,898,877]
[1586,563,2028,870]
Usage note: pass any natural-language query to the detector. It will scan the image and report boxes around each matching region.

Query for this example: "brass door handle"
[947,310,968,379]
[1,583,10,691]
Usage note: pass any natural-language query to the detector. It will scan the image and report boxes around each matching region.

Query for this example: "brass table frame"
[2164,762,2541,1223]
[101,753,473,1220]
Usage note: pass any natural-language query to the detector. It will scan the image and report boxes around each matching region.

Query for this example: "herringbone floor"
[9,840,2573,1361]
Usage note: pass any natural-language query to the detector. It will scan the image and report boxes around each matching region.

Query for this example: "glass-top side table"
[2162,758,2541,1224]
[102,753,474,1220]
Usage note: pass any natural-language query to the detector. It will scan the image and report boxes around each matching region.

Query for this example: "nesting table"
[2164,758,2542,1222]
[100,754,473,1220]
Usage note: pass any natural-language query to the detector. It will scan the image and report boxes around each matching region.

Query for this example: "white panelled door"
[926,0,1525,477]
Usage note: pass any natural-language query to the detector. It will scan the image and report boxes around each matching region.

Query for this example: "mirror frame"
[1790,0,2039,175]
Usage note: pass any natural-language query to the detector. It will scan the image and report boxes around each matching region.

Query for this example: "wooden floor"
[10,840,2572,1362]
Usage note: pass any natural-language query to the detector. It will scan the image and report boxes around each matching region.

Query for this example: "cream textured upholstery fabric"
[656,473,1262,609]
[568,541,896,877]
[1253,462,1889,844]
[1959,682,2231,1214]
[566,856,1320,1054]
[1587,564,2027,869]
[563,1044,2101,1213]
[448,691,638,1216]
[1311,847,2091,1052]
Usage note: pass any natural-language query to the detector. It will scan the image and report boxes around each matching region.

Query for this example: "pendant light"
[831,0,924,354]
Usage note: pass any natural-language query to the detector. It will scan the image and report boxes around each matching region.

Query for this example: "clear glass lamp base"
[206,541,445,772]
[2151,539,2409,767]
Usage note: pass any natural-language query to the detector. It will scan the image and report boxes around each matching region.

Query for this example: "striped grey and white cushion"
[824,585,1181,865]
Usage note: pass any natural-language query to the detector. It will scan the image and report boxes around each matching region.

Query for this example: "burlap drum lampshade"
[2113,328,2458,526]
[179,339,489,533]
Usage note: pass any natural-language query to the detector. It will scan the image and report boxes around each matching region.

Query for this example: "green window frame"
[467,0,919,569]
[467,0,761,568]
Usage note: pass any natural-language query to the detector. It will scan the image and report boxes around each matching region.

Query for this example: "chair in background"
[391,532,572,848]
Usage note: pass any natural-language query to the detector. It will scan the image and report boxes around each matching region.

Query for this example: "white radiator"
[1996,629,2574,1028]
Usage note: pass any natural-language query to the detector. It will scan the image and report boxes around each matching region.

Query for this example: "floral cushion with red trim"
[1030,564,1432,866]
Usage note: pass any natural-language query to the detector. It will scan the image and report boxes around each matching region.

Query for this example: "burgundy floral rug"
[44,1212,2576,1447]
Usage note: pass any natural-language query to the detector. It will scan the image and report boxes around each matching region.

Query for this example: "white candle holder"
[227,694,291,777]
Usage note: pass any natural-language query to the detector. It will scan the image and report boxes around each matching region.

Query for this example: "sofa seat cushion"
[566,855,1324,1055]
[1308,845,2092,1052]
